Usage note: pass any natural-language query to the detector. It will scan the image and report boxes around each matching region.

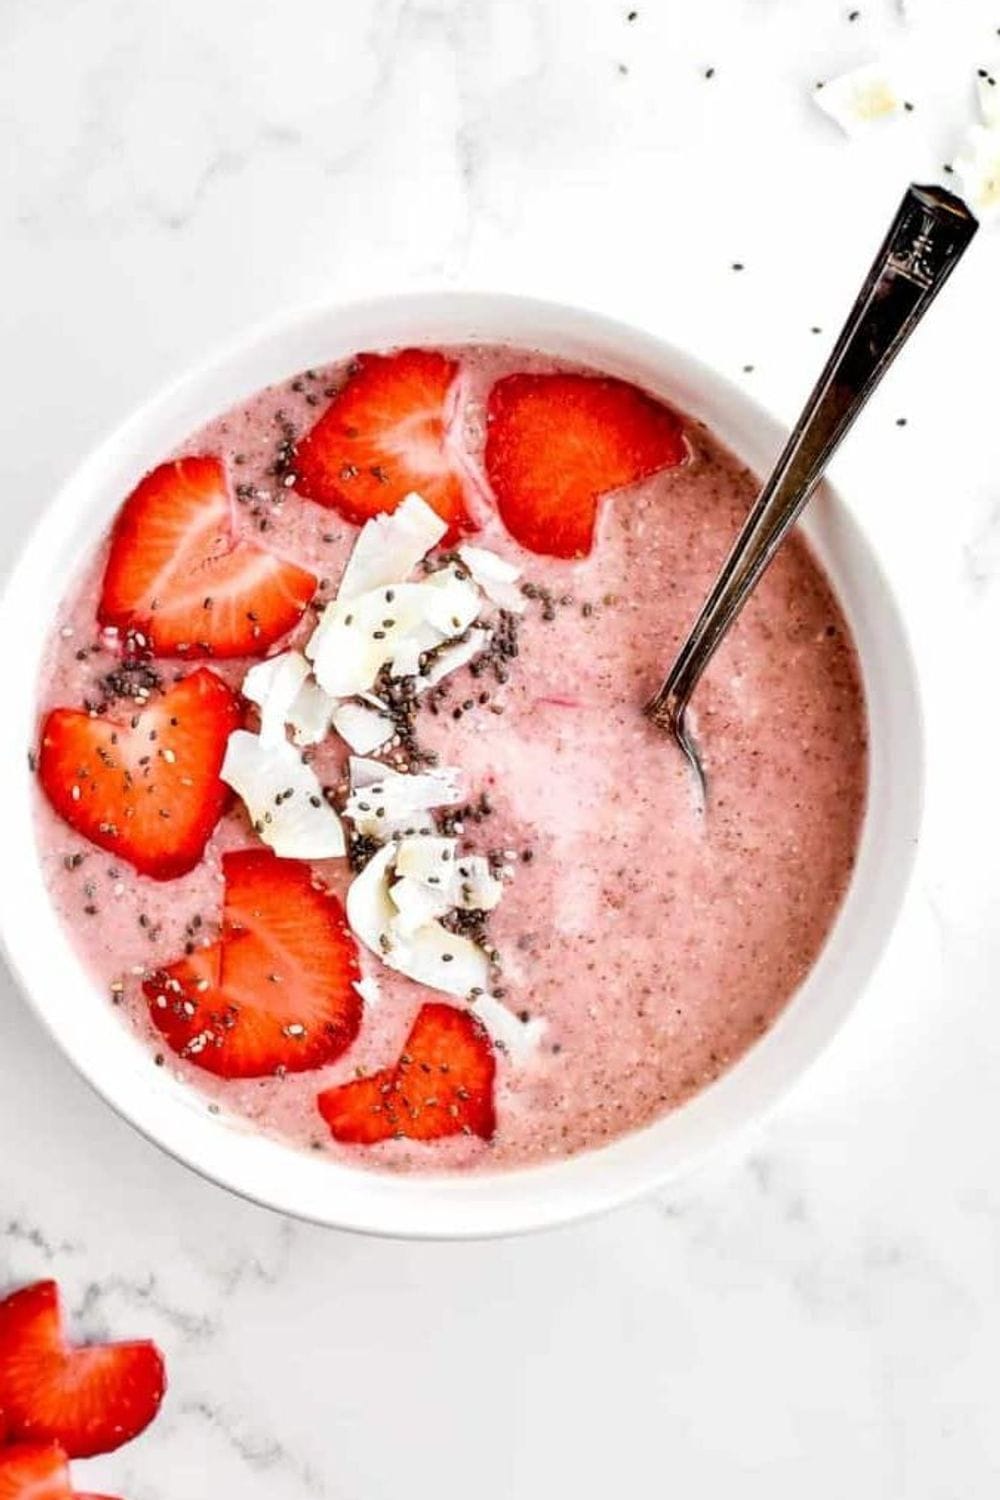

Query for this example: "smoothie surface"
[34,345,868,1170]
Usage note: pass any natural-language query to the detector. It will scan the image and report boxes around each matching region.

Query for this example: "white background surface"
[2,1,999,1495]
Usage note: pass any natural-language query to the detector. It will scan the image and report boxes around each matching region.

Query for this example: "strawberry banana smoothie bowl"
[31,344,867,1172]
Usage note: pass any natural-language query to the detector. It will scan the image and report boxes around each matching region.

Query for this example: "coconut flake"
[458,545,526,613]
[418,627,492,692]
[347,844,490,998]
[955,124,1000,221]
[389,875,452,935]
[307,568,480,699]
[814,63,906,136]
[470,993,547,1059]
[221,730,345,858]
[331,700,395,754]
[338,493,447,601]
[287,679,337,745]
[452,855,504,911]
[353,974,382,1010]
[345,836,539,1055]
[343,759,462,839]
[395,835,458,883]
[977,62,1000,127]
[242,652,310,748]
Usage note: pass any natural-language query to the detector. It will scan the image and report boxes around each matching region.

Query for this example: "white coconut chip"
[977,61,1000,128]
[955,124,1000,222]
[458,544,526,614]
[353,973,383,1010]
[418,565,482,637]
[346,842,541,1056]
[306,569,481,699]
[470,993,547,1060]
[331,700,395,754]
[337,493,446,601]
[389,875,452,935]
[287,679,337,746]
[343,758,462,840]
[242,651,310,748]
[418,627,493,692]
[347,844,490,997]
[814,63,906,137]
[395,835,457,884]
[221,730,345,859]
[451,855,504,911]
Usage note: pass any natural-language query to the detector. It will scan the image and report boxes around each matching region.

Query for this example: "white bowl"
[0,293,922,1238]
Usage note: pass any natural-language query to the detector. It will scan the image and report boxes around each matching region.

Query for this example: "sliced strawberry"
[485,372,686,558]
[318,1002,496,1144]
[0,1282,165,1461]
[293,349,476,541]
[38,668,240,880]
[145,849,362,1078]
[314,1069,397,1145]
[0,1442,121,1500]
[99,455,316,658]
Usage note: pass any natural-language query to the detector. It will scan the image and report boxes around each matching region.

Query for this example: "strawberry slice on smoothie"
[485,372,686,558]
[292,349,476,541]
[145,849,363,1078]
[99,455,317,658]
[0,1281,165,1461]
[318,1001,496,1144]
[37,667,240,880]
[0,1442,121,1500]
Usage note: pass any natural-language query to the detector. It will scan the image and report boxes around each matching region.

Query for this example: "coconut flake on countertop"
[337,492,447,601]
[221,729,345,859]
[813,63,907,136]
[457,544,526,613]
[977,61,1000,128]
[954,125,1000,222]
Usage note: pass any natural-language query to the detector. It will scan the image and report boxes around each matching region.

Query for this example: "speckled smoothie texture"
[33,345,868,1171]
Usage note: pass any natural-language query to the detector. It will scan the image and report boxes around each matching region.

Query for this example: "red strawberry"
[318,1002,496,1144]
[0,1282,165,1461]
[145,849,363,1078]
[37,668,240,880]
[0,1442,120,1500]
[485,372,686,558]
[99,455,316,658]
[293,349,476,541]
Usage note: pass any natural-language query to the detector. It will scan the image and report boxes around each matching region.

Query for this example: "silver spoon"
[646,183,978,800]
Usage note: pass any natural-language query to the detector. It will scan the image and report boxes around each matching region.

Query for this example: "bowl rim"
[0,290,924,1238]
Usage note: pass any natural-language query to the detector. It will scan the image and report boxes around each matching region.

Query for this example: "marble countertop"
[2,0,999,1494]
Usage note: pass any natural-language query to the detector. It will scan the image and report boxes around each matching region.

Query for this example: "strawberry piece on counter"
[485,371,686,558]
[37,668,240,880]
[318,1001,496,1144]
[0,1282,165,1461]
[145,849,363,1078]
[99,456,316,658]
[0,1441,121,1500]
[293,349,476,542]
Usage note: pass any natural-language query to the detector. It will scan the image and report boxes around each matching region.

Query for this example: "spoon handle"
[647,183,978,727]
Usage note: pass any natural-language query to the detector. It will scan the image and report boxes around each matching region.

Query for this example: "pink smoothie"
[33,346,867,1171]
